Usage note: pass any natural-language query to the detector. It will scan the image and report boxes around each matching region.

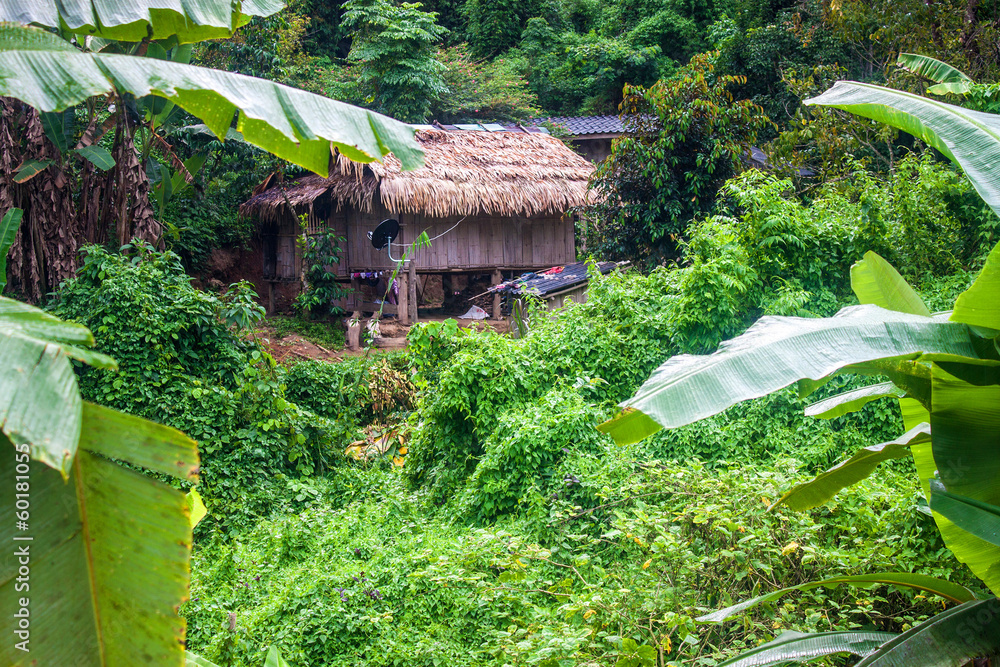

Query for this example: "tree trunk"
[962,0,982,71]
[0,97,160,302]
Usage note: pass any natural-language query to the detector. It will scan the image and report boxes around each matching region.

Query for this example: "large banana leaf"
[771,423,930,511]
[926,362,1000,594]
[1,405,199,666]
[1,298,201,666]
[951,240,1000,330]
[716,630,896,667]
[850,251,931,317]
[0,297,115,476]
[805,81,1000,220]
[697,571,975,623]
[930,480,1000,547]
[854,598,1000,666]
[0,24,422,176]
[599,305,983,445]
[1,0,284,43]
[896,53,974,96]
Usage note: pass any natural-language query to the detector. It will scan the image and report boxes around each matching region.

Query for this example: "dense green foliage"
[15,1,1000,664]
[587,54,767,264]
[184,454,974,666]
[47,244,388,532]
[341,0,449,122]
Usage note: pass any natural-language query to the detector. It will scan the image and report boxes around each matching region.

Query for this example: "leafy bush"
[48,243,350,532]
[51,242,253,393]
[184,456,974,667]
[280,354,414,434]
[403,266,675,505]
[587,53,768,265]
[459,385,611,521]
[294,229,350,318]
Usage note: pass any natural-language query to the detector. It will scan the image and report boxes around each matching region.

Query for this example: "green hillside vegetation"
[4,0,1000,665]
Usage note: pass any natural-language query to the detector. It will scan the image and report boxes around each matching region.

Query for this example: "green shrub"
[403,266,675,504]
[460,385,611,521]
[48,243,348,532]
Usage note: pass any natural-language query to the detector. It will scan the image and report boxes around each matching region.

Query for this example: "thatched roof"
[240,129,595,221]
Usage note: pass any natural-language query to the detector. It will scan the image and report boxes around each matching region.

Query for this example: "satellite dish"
[368,218,400,250]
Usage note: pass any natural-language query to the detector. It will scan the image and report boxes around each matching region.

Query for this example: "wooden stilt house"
[239,128,594,321]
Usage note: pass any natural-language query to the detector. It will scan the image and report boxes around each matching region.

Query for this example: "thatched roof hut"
[240,128,594,320]
[240,128,594,221]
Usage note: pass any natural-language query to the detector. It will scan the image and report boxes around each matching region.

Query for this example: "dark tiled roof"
[535,116,624,136]
[502,261,620,297]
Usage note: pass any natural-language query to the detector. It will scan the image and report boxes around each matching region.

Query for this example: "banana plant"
[897,53,974,96]
[600,78,1000,662]
[0,0,423,301]
[1,296,201,666]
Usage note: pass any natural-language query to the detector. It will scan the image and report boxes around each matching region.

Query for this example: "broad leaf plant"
[601,74,1000,665]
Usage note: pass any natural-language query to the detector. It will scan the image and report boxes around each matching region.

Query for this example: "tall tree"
[587,54,766,266]
[342,0,448,122]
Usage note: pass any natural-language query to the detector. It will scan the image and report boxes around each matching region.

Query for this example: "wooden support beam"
[408,260,418,324]
[491,269,502,319]
[398,265,410,325]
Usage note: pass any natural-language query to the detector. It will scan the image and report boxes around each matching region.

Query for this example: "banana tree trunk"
[0,98,159,302]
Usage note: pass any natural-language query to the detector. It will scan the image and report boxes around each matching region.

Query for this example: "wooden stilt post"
[491,269,502,320]
[346,311,362,350]
[408,260,418,324]
[267,281,275,315]
[398,262,410,325]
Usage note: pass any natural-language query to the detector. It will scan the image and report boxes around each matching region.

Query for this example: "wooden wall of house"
[331,202,575,274]
[262,209,349,281]
[263,199,576,284]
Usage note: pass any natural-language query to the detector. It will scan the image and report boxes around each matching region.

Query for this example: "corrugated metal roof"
[497,261,620,297]
[535,116,624,136]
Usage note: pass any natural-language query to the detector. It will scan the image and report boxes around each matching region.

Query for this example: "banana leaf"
[771,423,930,511]
[599,305,982,445]
[850,251,931,316]
[0,24,423,176]
[2,296,201,666]
[896,53,973,95]
[717,630,896,667]
[926,362,1000,595]
[186,651,221,667]
[0,207,23,291]
[697,571,975,623]
[855,598,1000,666]
[951,240,1000,330]
[805,82,1000,221]
[0,0,285,43]
[930,480,1000,547]
[0,297,116,475]
[804,381,904,419]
